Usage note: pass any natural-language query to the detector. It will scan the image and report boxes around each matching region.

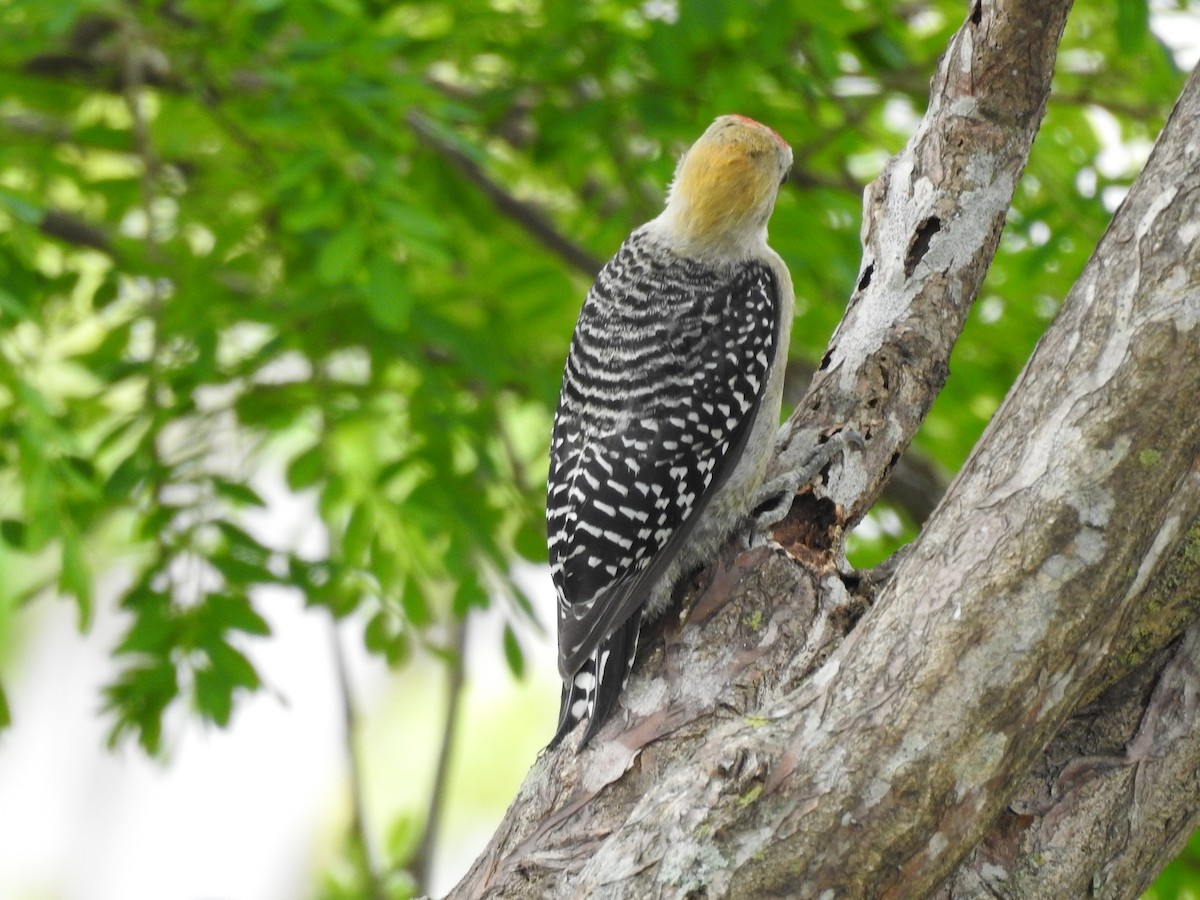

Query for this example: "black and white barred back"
[547,228,780,748]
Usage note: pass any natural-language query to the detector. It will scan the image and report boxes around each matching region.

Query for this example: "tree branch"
[940,506,1200,897]
[726,61,1200,896]
[783,359,948,525]
[405,110,604,277]
[38,208,115,257]
[936,561,1200,898]
[412,618,469,894]
[332,623,386,900]
[770,0,1075,534]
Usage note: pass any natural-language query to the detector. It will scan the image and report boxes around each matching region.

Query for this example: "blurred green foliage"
[0,0,1195,894]
[1147,830,1200,900]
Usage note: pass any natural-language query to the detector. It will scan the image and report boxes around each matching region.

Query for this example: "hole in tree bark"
[773,491,838,556]
[904,216,942,277]
[819,348,834,370]
[857,263,874,291]
[971,1,982,24]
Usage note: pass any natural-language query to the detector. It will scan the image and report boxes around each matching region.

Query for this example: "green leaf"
[96,416,147,457]
[451,575,489,617]
[0,519,27,549]
[364,610,392,654]
[852,25,909,71]
[401,585,432,628]
[210,551,275,586]
[371,532,399,587]
[214,521,273,569]
[342,502,373,565]
[384,631,410,668]
[312,566,363,618]
[318,0,362,16]
[364,255,412,332]
[280,188,344,233]
[104,453,145,498]
[60,531,92,631]
[1114,0,1148,53]
[271,148,326,192]
[684,0,730,37]
[0,680,10,730]
[510,581,543,631]
[0,188,42,224]
[0,287,29,318]
[513,515,548,563]
[212,478,268,508]
[386,813,420,863]
[502,623,525,679]
[137,504,180,542]
[103,660,178,755]
[286,443,325,491]
[61,455,97,483]
[317,221,368,285]
[116,599,177,653]
[206,592,272,637]
[204,639,261,691]
[234,384,309,429]
[194,665,234,726]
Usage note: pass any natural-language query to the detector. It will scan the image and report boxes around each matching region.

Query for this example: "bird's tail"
[548,613,642,749]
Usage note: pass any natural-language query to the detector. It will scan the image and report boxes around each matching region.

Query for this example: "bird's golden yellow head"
[661,115,792,254]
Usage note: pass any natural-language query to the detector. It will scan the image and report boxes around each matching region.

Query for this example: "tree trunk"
[451,0,1200,896]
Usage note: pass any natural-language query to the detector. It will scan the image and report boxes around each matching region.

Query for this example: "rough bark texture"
[783,359,949,526]
[741,62,1200,896]
[769,0,1073,531]
[936,615,1200,899]
[451,2,1200,897]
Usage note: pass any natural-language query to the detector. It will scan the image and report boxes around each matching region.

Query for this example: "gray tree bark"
[451,0,1200,896]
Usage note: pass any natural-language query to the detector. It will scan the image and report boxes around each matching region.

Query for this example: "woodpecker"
[547,115,796,749]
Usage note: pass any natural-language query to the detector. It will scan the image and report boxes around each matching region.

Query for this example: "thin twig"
[1050,90,1171,122]
[412,617,469,895]
[119,15,178,594]
[192,59,276,172]
[331,621,387,900]
[121,26,160,253]
[406,110,603,277]
[38,209,115,256]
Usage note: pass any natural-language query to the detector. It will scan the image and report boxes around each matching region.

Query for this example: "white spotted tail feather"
[547,115,795,749]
